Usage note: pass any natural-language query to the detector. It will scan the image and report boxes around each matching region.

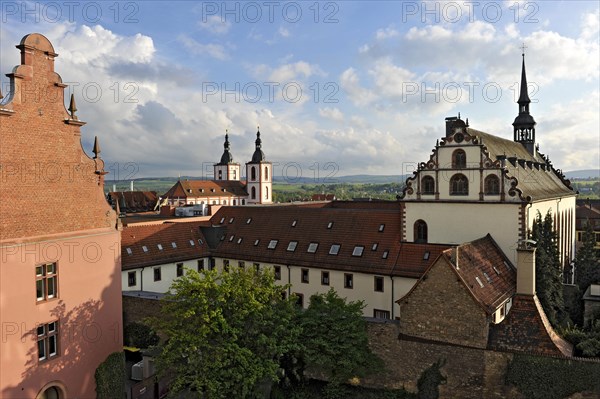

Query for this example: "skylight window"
[423,251,430,260]
[382,250,389,259]
[352,246,364,257]
[246,218,252,224]
[372,243,378,251]
[157,244,163,251]
[142,246,148,253]
[329,244,340,255]
[220,235,225,241]
[307,243,319,253]
[327,222,333,229]
[189,240,195,246]
[198,239,203,245]
[229,235,235,242]
[378,224,385,232]
[483,272,492,283]
[237,238,243,244]
[493,266,501,275]
[254,239,260,246]
[171,242,177,249]
[287,241,298,252]
[229,218,234,224]
[475,276,484,288]
[291,220,297,227]
[268,240,278,249]
[126,248,132,255]
[220,217,225,224]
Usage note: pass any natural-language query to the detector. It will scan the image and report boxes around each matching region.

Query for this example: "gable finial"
[93,136,101,159]
[68,94,78,120]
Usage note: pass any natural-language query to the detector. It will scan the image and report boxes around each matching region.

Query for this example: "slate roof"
[467,128,574,201]
[162,180,248,199]
[576,204,600,230]
[121,222,210,270]
[488,294,573,357]
[208,205,450,277]
[443,234,518,314]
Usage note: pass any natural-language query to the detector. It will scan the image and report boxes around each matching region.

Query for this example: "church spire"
[218,130,234,165]
[513,45,537,154]
[251,126,266,162]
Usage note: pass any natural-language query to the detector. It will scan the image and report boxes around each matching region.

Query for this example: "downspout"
[286,265,291,298]
[389,242,403,320]
[140,267,145,291]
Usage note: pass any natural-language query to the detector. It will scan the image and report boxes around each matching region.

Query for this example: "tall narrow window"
[421,176,435,195]
[36,263,58,302]
[374,276,384,292]
[450,174,469,195]
[264,166,269,180]
[128,271,136,287]
[265,186,269,200]
[414,220,428,243]
[251,166,256,181]
[176,263,184,277]
[452,149,466,168]
[197,259,205,271]
[321,271,330,286]
[251,186,256,199]
[153,267,161,282]
[37,321,59,361]
[344,273,353,289]
[218,170,222,180]
[484,175,500,195]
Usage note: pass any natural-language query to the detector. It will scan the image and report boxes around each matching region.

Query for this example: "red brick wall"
[0,34,116,241]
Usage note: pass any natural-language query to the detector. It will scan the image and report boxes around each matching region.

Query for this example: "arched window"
[218,170,222,180]
[251,166,256,181]
[264,166,269,180]
[41,386,61,399]
[421,176,435,195]
[450,174,468,195]
[232,169,237,180]
[484,175,500,195]
[265,186,269,199]
[251,186,256,199]
[452,149,466,168]
[414,220,428,243]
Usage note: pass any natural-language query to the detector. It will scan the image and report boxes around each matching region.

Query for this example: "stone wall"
[397,257,490,348]
[123,295,163,327]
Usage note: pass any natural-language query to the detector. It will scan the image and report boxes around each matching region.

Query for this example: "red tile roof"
[162,180,248,199]
[109,191,158,212]
[121,221,210,270]
[208,205,450,277]
[448,234,517,313]
[488,294,573,357]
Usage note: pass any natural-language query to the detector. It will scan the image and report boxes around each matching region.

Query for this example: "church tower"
[214,131,240,181]
[245,128,272,204]
[513,50,537,154]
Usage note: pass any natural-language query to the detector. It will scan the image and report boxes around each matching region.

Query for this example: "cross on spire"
[520,42,527,56]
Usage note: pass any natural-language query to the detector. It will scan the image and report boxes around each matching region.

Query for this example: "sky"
[1,1,598,182]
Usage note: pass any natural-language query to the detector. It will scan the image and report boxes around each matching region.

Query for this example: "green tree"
[299,289,383,391]
[530,211,566,326]
[150,267,301,398]
[124,322,159,349]
[575,220,600,292]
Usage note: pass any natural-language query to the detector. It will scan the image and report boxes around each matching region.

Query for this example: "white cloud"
[198,15,231,35]
[178,35,229,60]
[339,68,378,107]
[376,27,399,40]
[318,107,344,122]
[278,27,290,38]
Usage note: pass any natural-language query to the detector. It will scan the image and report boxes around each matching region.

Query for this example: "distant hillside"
[565,169,600,179]
[273,174,407,184]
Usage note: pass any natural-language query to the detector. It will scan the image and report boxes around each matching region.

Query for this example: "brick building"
[0,34,123,398]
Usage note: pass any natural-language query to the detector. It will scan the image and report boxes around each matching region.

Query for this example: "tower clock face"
[454,131,464,143]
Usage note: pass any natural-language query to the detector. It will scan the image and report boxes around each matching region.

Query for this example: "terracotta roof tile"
[109,191,158,212]
[208,205,450,277]
[121,221,210,270]
[488,294,574,357]
[163,180,247,199]
[447,234,518,313]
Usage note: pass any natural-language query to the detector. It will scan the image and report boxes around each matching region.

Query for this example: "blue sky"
[1,1,598,181]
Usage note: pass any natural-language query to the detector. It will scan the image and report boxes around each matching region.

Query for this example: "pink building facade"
[0,34,123,398]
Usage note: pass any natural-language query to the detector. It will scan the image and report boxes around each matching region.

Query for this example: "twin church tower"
[213,129,272,205]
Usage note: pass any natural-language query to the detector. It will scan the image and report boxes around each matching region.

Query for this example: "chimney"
[113,184,116,192]
[130,181,134,191]
[516,240,536,295]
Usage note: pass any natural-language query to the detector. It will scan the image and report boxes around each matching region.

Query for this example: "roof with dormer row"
[162,180,248,199]
[207,205,450,277]
[467,128,574,201]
